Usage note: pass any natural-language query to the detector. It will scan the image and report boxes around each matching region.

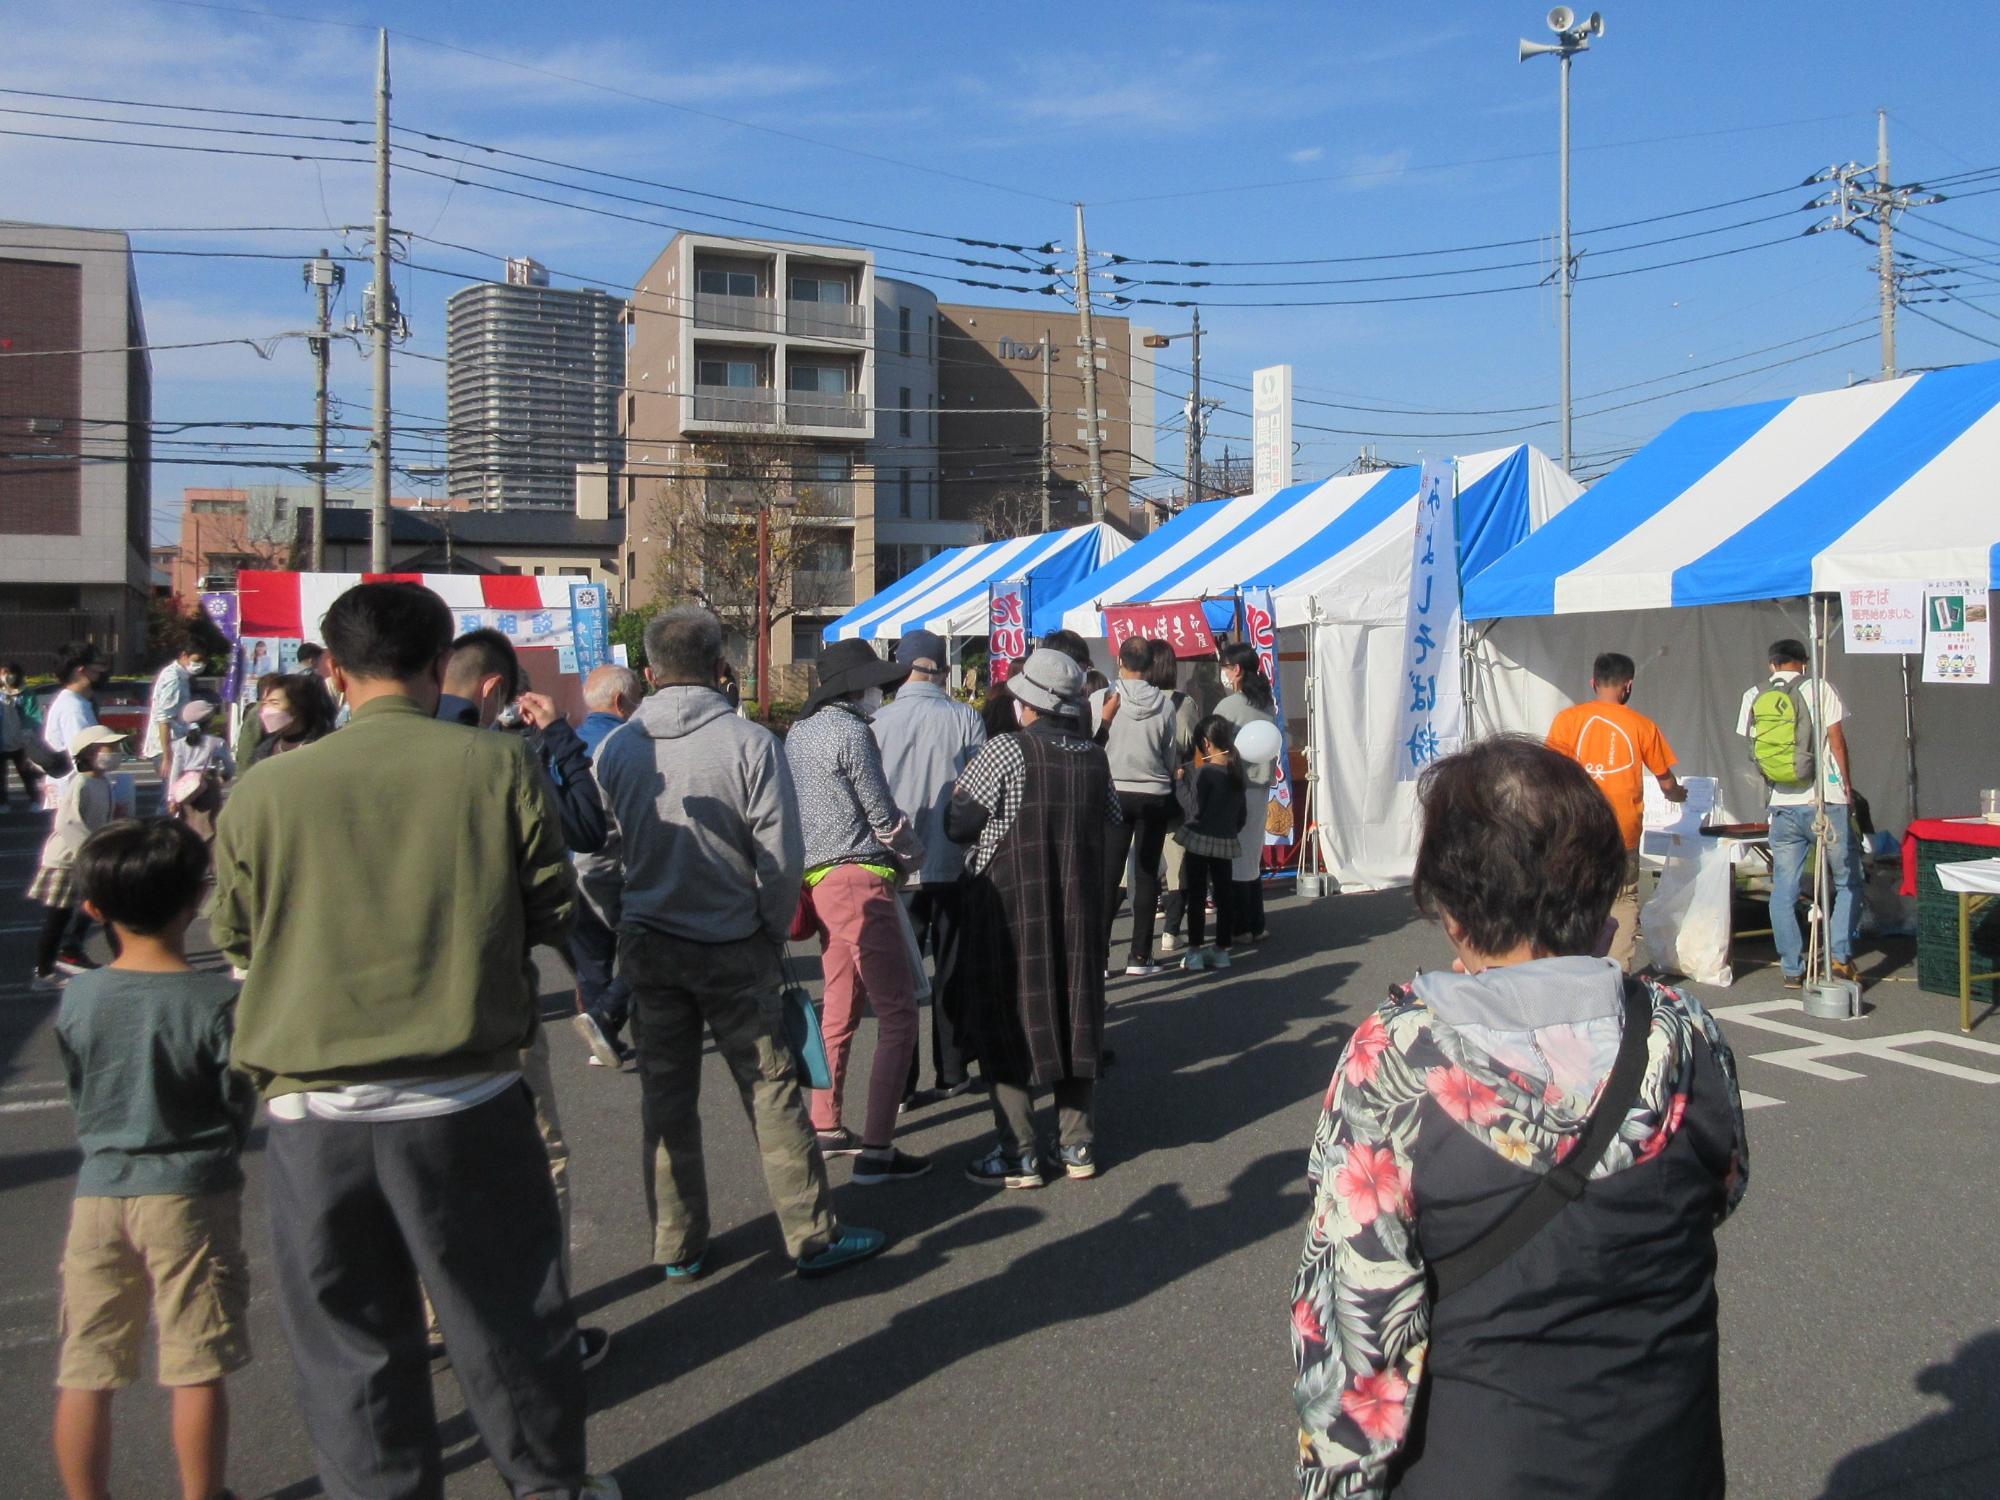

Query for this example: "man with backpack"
[1737,638,1863,987]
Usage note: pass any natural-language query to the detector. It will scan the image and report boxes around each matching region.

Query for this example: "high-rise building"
[0,223,152,669]
[446,264,624,510]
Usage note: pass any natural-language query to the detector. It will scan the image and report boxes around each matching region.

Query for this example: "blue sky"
[8,0,2000,545]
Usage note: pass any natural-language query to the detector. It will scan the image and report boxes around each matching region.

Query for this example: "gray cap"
[1008,647,1085,718]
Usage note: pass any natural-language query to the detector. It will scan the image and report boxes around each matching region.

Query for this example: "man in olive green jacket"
[210,581,614,1500]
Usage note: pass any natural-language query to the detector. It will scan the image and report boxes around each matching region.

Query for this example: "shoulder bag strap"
[1428,977,1654,1302]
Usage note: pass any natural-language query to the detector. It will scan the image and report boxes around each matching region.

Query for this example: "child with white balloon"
[1175,716,1252,971]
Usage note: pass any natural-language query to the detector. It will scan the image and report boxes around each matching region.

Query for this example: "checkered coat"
[951,722,1118,1088]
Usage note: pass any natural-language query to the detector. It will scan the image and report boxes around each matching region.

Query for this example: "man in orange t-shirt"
[1546,652,1687,972]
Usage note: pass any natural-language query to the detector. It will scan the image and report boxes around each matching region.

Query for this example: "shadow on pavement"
[1816,1331,2000,1498]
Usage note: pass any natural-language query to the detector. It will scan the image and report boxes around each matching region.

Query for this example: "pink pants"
[809,864,919,1148]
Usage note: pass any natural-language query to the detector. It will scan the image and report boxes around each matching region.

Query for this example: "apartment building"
[445,256,624,510]
[0,224,152,670]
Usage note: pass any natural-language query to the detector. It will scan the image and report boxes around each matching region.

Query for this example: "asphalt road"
[0,781,1994,1498]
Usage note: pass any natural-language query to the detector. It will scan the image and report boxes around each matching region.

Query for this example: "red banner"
[1101,600,1217,659]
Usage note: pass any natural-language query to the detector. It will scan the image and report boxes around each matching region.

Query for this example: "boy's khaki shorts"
[57,1191,251,1390]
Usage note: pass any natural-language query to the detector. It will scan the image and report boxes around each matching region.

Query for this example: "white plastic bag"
[1642,836,1734,987]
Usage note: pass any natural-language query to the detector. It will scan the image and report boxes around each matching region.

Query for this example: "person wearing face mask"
[783,638,931,1184]
[245,673,337,767]
[41,654,105,807]
[142,643,208,774]
[28,726,127,984]
[1214,642,1281,945]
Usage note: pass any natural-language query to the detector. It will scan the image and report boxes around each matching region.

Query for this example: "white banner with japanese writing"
[1841,582,1923,654]
[1922,579,1990,684]
[1395,459,1462,780]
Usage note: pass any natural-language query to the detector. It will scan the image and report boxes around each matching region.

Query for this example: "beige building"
[935,303,1155,534]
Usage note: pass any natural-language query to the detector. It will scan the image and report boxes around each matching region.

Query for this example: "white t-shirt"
[264,1071,519,1123]
[1735,672,1849,807]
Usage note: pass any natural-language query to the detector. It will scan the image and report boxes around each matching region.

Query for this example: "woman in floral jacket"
[1290,737,1748,1500]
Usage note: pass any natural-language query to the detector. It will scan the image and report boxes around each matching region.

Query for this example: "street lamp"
[1518,6,1605,478]
[1142,309,1205,511]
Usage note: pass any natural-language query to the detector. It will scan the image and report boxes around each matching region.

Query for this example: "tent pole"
[1900,652,1920,823]
[1809,593,1831,987]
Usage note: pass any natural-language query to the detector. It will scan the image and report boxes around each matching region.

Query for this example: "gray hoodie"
[1089,678,1189,795]
[593,685,804,945]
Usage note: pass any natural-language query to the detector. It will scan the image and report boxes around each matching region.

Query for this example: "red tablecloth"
[1899,817,2000,896]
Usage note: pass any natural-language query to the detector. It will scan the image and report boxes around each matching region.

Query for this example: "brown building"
[0,224,151,669]
[935,303,1155,535]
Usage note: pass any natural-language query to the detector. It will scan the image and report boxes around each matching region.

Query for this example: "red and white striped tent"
[238,571,595,646]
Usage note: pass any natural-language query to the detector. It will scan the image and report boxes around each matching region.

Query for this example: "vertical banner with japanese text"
[987,577,1031,684]
[1241,586,1294,847]
[200,591,240,704]
[1395,459,1462,781]
[568,581,611,677]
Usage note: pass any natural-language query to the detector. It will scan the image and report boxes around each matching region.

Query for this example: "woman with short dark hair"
[246,673,337,767]
[1290,736,1748,1500]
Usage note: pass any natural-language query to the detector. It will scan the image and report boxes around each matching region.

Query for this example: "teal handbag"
[779,952,831,1090]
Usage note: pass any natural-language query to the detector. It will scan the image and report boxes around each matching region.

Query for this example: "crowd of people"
[8,600,1824,1500]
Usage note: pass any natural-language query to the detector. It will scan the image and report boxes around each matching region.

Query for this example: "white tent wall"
[1309,616,1431,889]
[1469,596,2000,832]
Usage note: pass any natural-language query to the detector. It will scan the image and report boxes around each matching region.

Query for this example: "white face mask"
[1012,699,1028,726]
[93,749,123,772]
[859,685,885,716]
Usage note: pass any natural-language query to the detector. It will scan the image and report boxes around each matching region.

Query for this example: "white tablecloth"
[1936,857,2000,896]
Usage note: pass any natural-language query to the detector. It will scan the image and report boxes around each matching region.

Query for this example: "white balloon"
[1234,719,1283,764]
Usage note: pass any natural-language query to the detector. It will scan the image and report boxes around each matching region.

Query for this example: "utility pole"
[1876,108,1896,380]
[1039,329,1053,532]
[1807,113,1941,382]
[370,28,394,573]
[1185,308,1203,507]
[304,248,343,573]
[1073,202,1106,522]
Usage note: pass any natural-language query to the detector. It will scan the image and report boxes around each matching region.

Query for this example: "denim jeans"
[1768,802,1862,973]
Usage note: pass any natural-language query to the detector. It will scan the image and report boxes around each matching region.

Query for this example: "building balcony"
[786,300,867,342]
[790,569,856,608]
[695,292,781,333]
[692,385,781,425]
[701,476,858,520]
[784,391,867,430]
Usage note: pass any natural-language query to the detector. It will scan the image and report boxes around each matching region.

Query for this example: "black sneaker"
[1058,1143,1098,1180]
[1781,972,1805,990]
[1124,959,1166,978]
[900,1079,974,1114]
[815,1126,863,1158]
[578,1326,611,1371]
[851,1148,933,1185]
[964,1145,1042,1190]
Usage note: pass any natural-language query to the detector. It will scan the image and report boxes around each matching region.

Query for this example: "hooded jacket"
[1089,678,1188,795]
[593,684,804,945]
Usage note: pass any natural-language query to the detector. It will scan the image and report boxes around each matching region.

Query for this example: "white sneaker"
[1158,932,1179,953]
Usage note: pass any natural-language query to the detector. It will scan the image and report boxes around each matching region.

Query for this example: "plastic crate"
[1913,839,2000,1004]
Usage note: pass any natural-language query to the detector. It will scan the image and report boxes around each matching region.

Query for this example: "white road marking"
[1715,1000,2000,1087]
[1739,1090,1785,1110]
[0,1099,67,1115]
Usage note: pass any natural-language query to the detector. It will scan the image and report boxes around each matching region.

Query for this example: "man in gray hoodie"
[594,606,885,1281]
[1089,634,1196,976]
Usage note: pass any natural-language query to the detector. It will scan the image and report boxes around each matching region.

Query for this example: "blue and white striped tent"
[1465,359,2000,619]
[823,522,1129,643]
[1043,445,1576,636]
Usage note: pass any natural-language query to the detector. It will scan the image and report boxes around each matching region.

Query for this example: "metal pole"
[1558,49,1573,477]
[310,249,332,573]
[1039,330,1053,531]
[1074,203,1106,522]
[1877,108,1896,380]
[1185,309,1203,508]
[1809,594,1830,986]
[755,504,770,717]
[1901,652,1920,823]
[369,29,393,573]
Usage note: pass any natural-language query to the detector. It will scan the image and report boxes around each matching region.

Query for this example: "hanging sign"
[1241,586,1294,847]
[1921,579,1990,684]
[1841,583,1923,654]
[200,591,241,703]
[987,577,1031,684]
[1252,364,1294,495]
[1395,459,1463,780]
[1101,599,1217,659]
[568,582,611,677]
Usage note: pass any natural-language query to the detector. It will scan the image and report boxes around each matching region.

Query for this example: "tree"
[609,604,656,672]
[971,483,1046,542]
[645,436,855,648]
[146,597,229,669]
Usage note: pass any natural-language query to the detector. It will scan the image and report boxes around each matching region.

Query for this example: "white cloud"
[1288,146,1326,164]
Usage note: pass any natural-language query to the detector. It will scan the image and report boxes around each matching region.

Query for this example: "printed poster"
[1841,583,1923,654]
[1922,579,1990,684]
[1394,459,1463,781]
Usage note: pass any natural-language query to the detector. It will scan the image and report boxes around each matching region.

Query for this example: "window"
[791,622,824,663]
[788,364,850,395]
[789,275,849,305]
[899,468,911,518]
[898,306,911,356]
[899,386,912,438]
[696,268,758,298]
[697,357,759,388]
[801,535,852,572]
[560,566,591,577]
